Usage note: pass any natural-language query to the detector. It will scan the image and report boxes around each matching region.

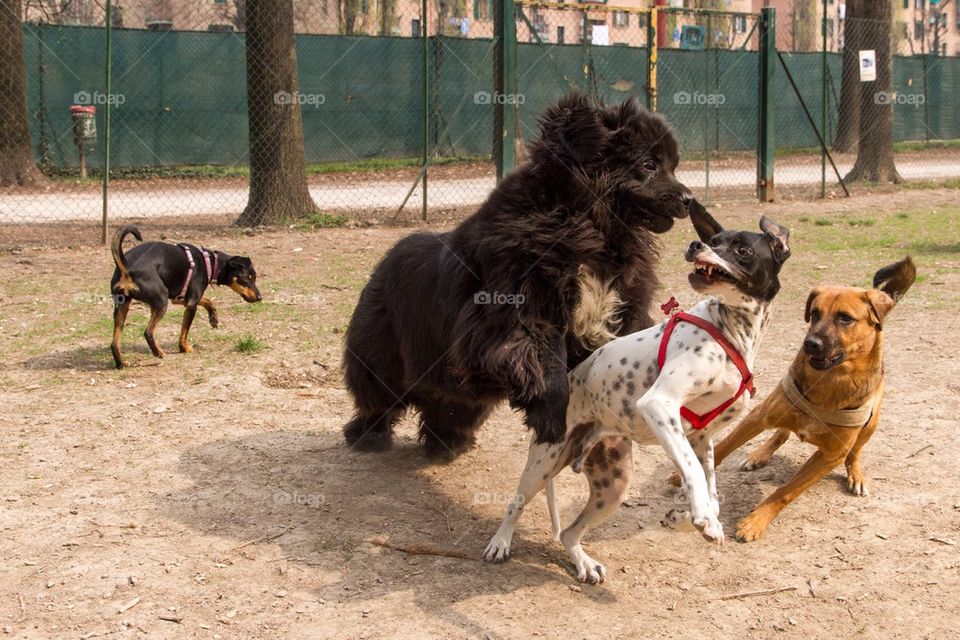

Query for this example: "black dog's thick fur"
[343,92,692,458]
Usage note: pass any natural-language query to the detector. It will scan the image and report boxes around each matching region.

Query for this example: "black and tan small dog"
[109,225,261,368]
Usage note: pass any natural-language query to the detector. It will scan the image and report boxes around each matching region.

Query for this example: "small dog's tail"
[545,478,561,541]
[111,224,142,294]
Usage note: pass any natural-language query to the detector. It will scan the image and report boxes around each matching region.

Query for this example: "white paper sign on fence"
[859,50,876,81]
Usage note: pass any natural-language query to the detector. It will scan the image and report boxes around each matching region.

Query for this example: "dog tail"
[873,256,916,303]
[112,224,142,294]
[545,478,561,541]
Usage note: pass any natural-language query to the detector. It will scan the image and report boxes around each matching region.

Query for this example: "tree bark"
[833,0,860,153]
[238,0,317,226]
[0,0,48,187]
[844,0,901,183]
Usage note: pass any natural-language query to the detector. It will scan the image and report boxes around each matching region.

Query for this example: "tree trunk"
[238,0,317,226]
[844,0,901,184]
[833,0,860,153]
[379,0,397,36]
[0,0,48,187]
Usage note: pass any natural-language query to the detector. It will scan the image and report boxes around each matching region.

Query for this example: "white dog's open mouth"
[692,259,737,284]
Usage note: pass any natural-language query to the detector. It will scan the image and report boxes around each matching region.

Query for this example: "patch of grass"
[846,219,876,227]
[798,216,810,223]
[234,335,264,353]
[297,212,350,229]
[902,177,960,190]
[893,139,960,152]
[895,212,909,219]
[813,218,833,226]
[46,155,489,181]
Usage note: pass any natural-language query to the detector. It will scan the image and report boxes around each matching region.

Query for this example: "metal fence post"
[493,0,517,180]
[101,0,113,243]
[646,8,657,111]
[421,0,428,220]
[820,0,827,198]
[757,6,775,202]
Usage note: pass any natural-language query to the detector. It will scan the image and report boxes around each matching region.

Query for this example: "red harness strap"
[656,299,755,430]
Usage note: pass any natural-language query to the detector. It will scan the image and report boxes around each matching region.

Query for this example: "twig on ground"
[368,536,477,561]
[718,586,797,601]
[158,615,182,623]
[117,596,141,614]
[231,527,291,552]
[907,444,933,458]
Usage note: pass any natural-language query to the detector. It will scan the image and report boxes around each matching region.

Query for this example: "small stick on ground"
[231,527,291,552]
[929,537,956,546]
[908,444,933,458]
[117,596,141,614]
[368,536,477,562]
[158,615,182,623]
[718,586,797,601]
[18,592,26,622]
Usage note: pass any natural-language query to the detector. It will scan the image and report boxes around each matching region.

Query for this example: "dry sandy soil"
[1,189,959,639]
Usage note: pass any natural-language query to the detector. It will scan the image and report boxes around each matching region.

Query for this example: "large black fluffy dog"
[343,93,693,458]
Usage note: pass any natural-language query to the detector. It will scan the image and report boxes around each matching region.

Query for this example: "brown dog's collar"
[780,371,873,428]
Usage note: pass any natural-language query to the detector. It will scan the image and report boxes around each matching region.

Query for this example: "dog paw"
[847,471,871,497]
[179,343,193,354]
[735,513,769,542]
[573,554,607,584]
[692,515,725,545]
[483,536,511,563]
[739,454,770,472]
[208,317,219,329]
[660,508,694,531]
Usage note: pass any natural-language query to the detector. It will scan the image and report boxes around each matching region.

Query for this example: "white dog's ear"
[689,198,723,242]
[760,216,791,263]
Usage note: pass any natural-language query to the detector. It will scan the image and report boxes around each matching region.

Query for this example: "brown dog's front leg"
[736,448,846,542]
[179,304,198,353]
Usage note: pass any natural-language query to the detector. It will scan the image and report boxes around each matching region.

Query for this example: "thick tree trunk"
[0,0,48,187]
[238,0,317,226]
[832,0,860,152]
[844,0,901,183]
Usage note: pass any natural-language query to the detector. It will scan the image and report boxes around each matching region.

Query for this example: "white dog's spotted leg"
[637,393,724,545]
[691,431,720,519]
[483,439,566,563]
[559,438,632,584]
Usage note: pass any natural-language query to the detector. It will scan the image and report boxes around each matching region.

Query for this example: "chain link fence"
[3,3,960,246]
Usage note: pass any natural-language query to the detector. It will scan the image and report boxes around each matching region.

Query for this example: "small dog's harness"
[657,297,755,430]
[175,244,220,300]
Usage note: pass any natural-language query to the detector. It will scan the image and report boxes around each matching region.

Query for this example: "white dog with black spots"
[483,203,792,583]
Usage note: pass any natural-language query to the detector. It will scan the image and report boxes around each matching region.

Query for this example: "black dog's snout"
[803,336,824,356]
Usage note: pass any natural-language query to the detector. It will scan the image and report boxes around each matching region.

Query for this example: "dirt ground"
[2,188,959,639]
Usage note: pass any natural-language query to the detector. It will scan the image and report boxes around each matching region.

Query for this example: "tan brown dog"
[704,257,916,541]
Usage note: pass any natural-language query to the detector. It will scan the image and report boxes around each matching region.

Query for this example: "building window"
[412,18,421,37]
[914,21,924,40]
[733,15,746,33]
[557,25,565,44]
[613,11,628,28]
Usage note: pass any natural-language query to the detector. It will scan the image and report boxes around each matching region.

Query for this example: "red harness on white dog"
[657,297,755,430]
[175,245,220,300]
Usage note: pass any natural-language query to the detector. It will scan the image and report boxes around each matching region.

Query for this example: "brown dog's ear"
[872,256,916,304]
[864,289,895,330]
[688,198,723,242]
[804,287,823,323]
